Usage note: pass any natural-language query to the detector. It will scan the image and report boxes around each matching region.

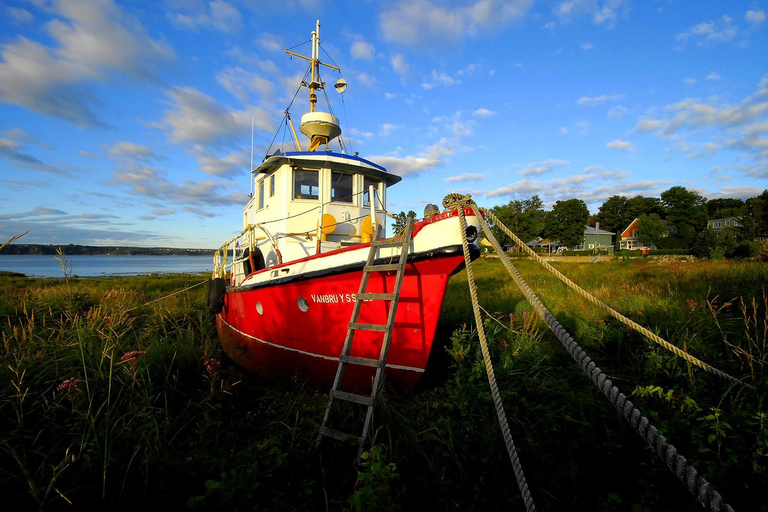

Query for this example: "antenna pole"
[250,116,254,196]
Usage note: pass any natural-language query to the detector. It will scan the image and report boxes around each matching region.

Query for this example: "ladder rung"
[319,426,363,444]
[340,355,383,368]
[332,389,373,406]
[371,239,400,248]
[349,322,388,332]
[357,292,395,301]
[365,263,401,272]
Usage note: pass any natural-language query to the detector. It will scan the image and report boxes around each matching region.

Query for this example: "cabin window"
[293,169,319,200]
[269,173,275,197]
[363,178,380,207]
[331,171,353,203]
[258,179,265,209]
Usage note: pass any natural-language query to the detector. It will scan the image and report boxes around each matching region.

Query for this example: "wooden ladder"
[317,216,415,458]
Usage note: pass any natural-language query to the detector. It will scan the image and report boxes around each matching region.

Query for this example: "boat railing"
[212,189,398,280]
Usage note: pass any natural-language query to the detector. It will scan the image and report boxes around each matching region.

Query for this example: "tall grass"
[1,257,767,510]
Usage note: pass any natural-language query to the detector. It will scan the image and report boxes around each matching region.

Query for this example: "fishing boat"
[209,20,482,392]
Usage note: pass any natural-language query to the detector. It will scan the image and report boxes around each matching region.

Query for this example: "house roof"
[584,225,615,235]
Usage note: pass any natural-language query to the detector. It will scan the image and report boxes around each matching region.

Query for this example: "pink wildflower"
[120,350,146,363]
[57,378,83,393]
[204,358,221,373]
[522,311,527,318]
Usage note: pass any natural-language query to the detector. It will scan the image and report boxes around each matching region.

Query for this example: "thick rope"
[481,207,751,390]
[471,203,734,512]
[456,205,537,512]
[124,280,207,313]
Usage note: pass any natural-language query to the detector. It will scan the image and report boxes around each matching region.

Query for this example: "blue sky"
[0,0,766,249]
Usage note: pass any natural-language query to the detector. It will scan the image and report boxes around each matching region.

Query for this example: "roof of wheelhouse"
[253,150,402,186]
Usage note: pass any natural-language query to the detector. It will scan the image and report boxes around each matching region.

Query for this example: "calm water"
[0,255,213,278]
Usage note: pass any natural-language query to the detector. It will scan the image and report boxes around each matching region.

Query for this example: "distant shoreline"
[0,244,214,256]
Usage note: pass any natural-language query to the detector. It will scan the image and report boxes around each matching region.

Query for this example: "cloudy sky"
[0,0,766,248]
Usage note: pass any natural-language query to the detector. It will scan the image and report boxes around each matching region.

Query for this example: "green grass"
[1,258,767,511]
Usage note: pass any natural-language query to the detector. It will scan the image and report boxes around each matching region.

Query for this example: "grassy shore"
[1,257,766,511]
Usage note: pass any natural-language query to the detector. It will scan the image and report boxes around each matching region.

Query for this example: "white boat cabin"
[235,151,402,277]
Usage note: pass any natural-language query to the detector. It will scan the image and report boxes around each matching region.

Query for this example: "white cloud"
[635,119,663,133]
[370,138,454,177]
[163,86,271,146]
[684,77,697,85]
[560,127,569,134]
[554,0,629,28]
[257,33,283,52]
[677,16,738,46]
[519,159,570,176]
[380,0,533,47]
[351,39,375,60]
[608,105,628,119]
[745,10,766,26]
[577,93,623,106]
[421,70,460,89]
[356,72,377,88]
[0,136,62,175]
[108,141,163,162]
[706,71,723,81]
[109,161,247,208]
[195,150,249,177]
[7,6,34,23]
[391,53,410,82]
[216,67,275,103]
[606,139,635,151]
[379,123,398,137]
[581,42,594,50]
[472,108,496,118]
[446,173,484,182]
[0,0,174,126]
[170,0,242,32]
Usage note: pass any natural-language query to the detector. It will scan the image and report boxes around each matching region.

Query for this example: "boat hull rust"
[217,250,471,392]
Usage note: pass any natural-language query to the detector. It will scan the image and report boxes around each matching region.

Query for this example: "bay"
[0,254,213,278]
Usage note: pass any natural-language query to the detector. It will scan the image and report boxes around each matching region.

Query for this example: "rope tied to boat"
[468,205,735,511]
[455,202,537,512]
[480,207,752,391]
[124,279,207,313]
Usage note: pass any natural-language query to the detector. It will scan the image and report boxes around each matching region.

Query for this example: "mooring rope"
[124,279,207,313]
[479,206,751,390]
[455,204,537,512]
[448,196,735,512]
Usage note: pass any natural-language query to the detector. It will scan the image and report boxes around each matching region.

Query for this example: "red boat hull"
[217,252,466,392]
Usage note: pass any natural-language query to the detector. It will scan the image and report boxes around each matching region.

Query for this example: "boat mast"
[284,20,341,152]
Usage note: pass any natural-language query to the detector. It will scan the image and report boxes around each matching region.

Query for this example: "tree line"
[393,187,768,258]
[489,187,768,257]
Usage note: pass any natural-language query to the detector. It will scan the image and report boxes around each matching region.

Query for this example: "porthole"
[255,301,263,315]
[298,296,309,312]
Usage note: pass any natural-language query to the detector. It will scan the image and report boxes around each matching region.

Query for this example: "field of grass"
[1,256,766,511]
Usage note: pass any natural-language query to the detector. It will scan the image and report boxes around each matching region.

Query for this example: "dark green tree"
[691,228,718,257]
[626,195,663,220]
[716,227,738,257]
[545,199,589,248]
[706,198,745,219]
[739,190,768,241]
[489,196,545,248]
[636,213,666,248]
[391,210,416,234]
[596,195,629,235]
[661,186,707,248]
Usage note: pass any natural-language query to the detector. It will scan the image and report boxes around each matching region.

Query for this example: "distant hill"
[0,244,213,256]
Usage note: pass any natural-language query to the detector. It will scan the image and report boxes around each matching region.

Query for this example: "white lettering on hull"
[310,293,356,303]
